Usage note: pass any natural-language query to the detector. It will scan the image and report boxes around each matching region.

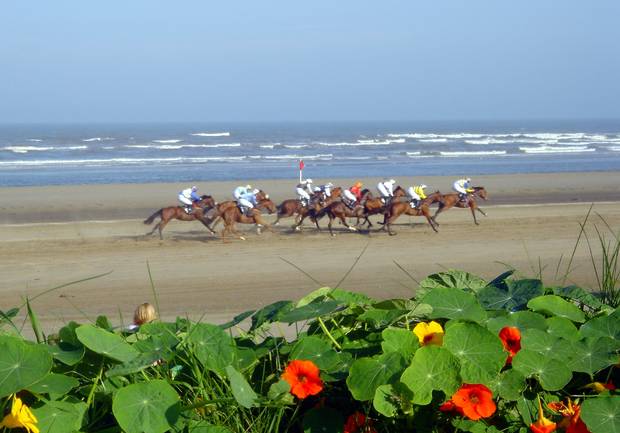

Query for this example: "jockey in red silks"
[343,181,363,206]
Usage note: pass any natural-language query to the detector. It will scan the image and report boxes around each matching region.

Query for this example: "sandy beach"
[1,171,619,334]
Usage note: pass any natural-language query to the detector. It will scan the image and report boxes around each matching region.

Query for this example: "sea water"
[1,120,619,187]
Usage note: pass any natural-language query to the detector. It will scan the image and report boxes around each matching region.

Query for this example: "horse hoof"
[294,226,301,232]
[239,236,246,241]
[348,226,357,232]
[389,232,396,236]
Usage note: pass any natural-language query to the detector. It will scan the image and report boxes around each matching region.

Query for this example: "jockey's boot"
[459,193,468,204]
[244,207,254,217]
[185,206,193,214]
[410,199,419,209]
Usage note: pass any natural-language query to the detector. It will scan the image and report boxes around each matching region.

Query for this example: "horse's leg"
[476,205,487,217]
[432,205,446,225]
[146,221,160,236]
[327,215,336,237]
[157,219,170,240]
[341,214,357,232]
[230,221,245,240]
[422,209,439,232]
[469,202,479,225]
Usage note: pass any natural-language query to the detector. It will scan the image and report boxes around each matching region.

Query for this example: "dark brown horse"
[274,187,342,227]
[219,197,277,241]
[143,195,217,239]
[380,191,442,235]
[357,186,406,228]
[432,186,488,225]
[316,192,373,236]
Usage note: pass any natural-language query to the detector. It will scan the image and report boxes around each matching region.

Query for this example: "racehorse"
[208,190,273,228]
[219,196,277,241]
[315,191,373,236]
[432,186,488,225]
[380,191,442,235]
[143,195,217,240]
[357,185,406,228]
[274,187,342,227]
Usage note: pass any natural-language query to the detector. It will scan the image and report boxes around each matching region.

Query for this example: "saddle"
[237,204,253,217]
[183,206,193,214]
[459,193,469,204]
[409,199,419,209]
[343,198,357,210]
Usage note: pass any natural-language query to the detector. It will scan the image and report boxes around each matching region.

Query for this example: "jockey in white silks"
[407,184,427,208]
[314,182,333,198]
[178,186,200,213]
[453,178,473,201]
[238,188,259,216]
[377,179,396,203]
[233,184,252,201]
[296,178,313,206]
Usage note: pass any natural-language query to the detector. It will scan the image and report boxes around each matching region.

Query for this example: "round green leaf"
[400,346,460,405]
[75,324,138,362]
[418,270,487,295]
[225,366,258,409]
[443,322,506,383]
[346,352,406,401]
[0,335,52,398]
[521,329,573,361]
[373,383,413,417]
[567,337,620,375]
[381,327,419,361]
[290,336,341,372]
[581,396,620,433]
[32,400,87,433]
[422,288,487,323]
[303,407,344,433]
[545,317,580,341]
[527,295,585,323]
[489,369,526,401]
[579,309,620,340]
[187,323,236,376]
[512,349,572,391]
[47,342,84,366]
[28,373,79,397]
[486,311,548,334]
[478,278,543,311]
[112,380,180,433]
[280,300,341,323]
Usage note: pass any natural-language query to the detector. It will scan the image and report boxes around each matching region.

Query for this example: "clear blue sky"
[2,1,619,123]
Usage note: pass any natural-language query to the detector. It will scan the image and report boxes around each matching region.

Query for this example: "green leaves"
[418,270,487,295]
[423,288,487,323]
[187,323,236,376]
[401,346,460,405]
[0,335,52,398]
[478,278,543,311]
[527,295,586,323]
[112,380,180,433]
[512,349,572,391]
[225,366,258,408]
[346,352,406,401]
[76,324,138,362]
[581,396,620,433]
[32,400,87,433]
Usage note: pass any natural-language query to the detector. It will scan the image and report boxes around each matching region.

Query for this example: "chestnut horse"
[209,190,272,228]
[219,197,277,241]
[143,195,217,239]
[380,191,442,235]
[357,186,406,228]
[315,190,376,236]
[432,186,488,226]
[274,187,342,227]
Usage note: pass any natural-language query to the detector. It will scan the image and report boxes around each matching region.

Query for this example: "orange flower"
[583,381,616,393]
[0,395,39,433]
[443,383,496,421]
[498,326,521,365]
[281,359,323,399]
[344,411,377,433]
[413,321,444,346]
[530,397,556,433]
[548,399,590,433]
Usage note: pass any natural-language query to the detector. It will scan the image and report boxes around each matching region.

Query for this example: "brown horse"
[143,195,217,239]
[273,187,342,226]
[316,193,372,236]
[219,197,277,241]
[380,191,442,235]
[432,186,488,225]
[357,186,407,228]
[209,190,272,228]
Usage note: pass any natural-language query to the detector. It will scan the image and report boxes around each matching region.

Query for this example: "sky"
[1,1,619,123]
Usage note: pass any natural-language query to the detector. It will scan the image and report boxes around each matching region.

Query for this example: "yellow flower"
[413,321,444,346]
[0,395,39,433]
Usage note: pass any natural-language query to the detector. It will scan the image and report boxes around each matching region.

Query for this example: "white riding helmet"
[326,182,333,187]
[306,178,313,183]
[389,179,396,184]
[191,185,198,191]
[421,184,427,189]
[245,184,252,190]
[252,188,260,194]
[466,177,471,182]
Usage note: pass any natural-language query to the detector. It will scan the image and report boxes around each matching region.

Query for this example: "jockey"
[233,184,252,201]
[377,179,396,204]
[178,185,200,213]
[296,178,313,207]
[407,184,427,208]
[453,177,473,202]
[343,181,363,207]
[313,182,334,200]
[239,188,259,216]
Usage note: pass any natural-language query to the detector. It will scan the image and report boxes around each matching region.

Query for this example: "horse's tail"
[144,209,162,225]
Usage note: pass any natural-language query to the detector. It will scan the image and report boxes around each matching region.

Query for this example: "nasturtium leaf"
[250,300,294,331]
[329,288,373,306]
[516,394,538,427]
[187,422,234,433]
[579,309,620,340]
[381,327,419,361]
[545,317,580,341]
[553,285,603,309]
[357,308,407,328]
[373,383,413,417]
[418,270,487,295]
[235,347,258,371]
[138,322,180,348]
[512,349,572,391]
[32,400,87,433]
[400,345,461,405]
[133,336,175,362]
[491,369,526,401]
[303,407,344,433]
[486,311,547,334]
[268,379,294,404]
[443,322,506,383]
[218,310,255,330]
[346,352,406,401]
[187,323,236,376]
[225,366,258,409]
[581,395,620,433]
[112,380,180,433]
[0,335,52,398]
[296,287,332,307]
[290,336,340,372]
[58,321,81,347]
[567,337,620,375]
[75,324,138,363]
[478,278,543,311]
[422,288,487,323]
[28,373,79,397]
[279,300,341,323]
[521,329,573,361]
[106,352,163,378]
[527,295,586,323]
[47,342,84,366]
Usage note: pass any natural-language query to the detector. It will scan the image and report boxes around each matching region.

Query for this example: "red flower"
[548,399,590,433]
[281,359,323,399]
[443,384,496,421]
[530,397,557,433]
[344,412,377,433]
[499,326,521,365]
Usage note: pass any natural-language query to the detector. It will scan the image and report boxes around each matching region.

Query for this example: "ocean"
[1,120,619,187]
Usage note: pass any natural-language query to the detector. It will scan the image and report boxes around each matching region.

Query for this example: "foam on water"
[152,139,183,144]
[440,150,507,157]
[190,132,231,137]
[519,146,595,154]
[2,145,88,153]
[125,143,241,150]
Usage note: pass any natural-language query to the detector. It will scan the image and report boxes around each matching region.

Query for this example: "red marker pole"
[299,159,304,183]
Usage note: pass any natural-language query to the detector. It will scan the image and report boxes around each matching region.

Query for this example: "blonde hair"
[133,302,157,326]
